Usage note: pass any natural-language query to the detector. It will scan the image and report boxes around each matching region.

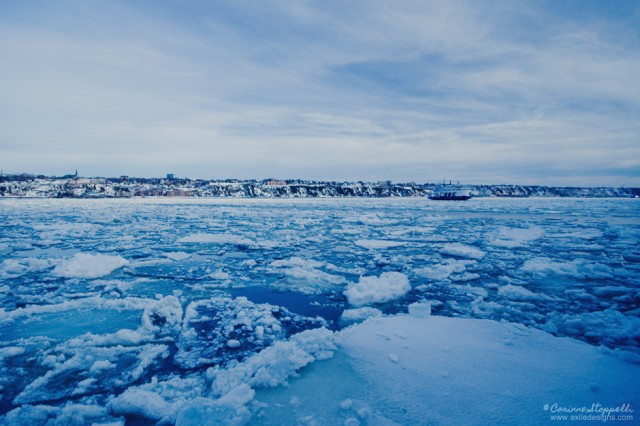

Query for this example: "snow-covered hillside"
[1,175,638,198]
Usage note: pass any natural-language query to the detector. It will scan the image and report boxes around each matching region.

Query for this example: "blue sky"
[1,0,639,185]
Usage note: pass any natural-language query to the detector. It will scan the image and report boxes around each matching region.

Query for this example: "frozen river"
[1,198,639,424]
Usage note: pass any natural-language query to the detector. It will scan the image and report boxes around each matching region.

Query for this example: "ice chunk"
[110,389,172,421]
[440,243,485,260]
[346,214,397,226]
[165,251,192,261]
[593,286,633,298]
[521,257,614,280]
[141,295,183,337]
[2,404,108,426]
[408,302,431,318]
[106,375,206,423]
[497,285,547,301]
[89,360,115,374]
[271,266,346,291]
[268,257,346,294]
[0,346,25,361]
[178,233,253,246]
[340,307,383,325]
[15,344,169,405]
[414,259,468,281]
[209,327,336,397]
[548,309,640,347]
[209,270,231,280]
[344,272,411,307]
[0,257,55,279]
[241,259,257,267]
[66,328,144,347]
[227,339,241,348]
[521,257,581,277]
[449,272,480,282]
[490,226,544,248]
[548,228,603,240]
[218,383,254,407]
[354,240,405,250]
[52,253,128,279]
[270,257,324,269]
[175,296,326,369]
[175,385,254,426]
[0,296,152,324]
[90,278,139,293]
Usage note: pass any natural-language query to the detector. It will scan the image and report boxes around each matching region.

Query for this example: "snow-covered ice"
[490,226,545,248]
[52,253,128,279]
[497,284,550,301]
[343,272,411,307]
[340,307,383,325]
[333,314,640,425]
[177,233,254,247]
[165,252,192,261]
[0,197,638,424]
[440,242,486,260]
[353,239,405,250]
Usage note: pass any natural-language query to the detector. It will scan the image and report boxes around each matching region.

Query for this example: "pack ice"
[0,198,638,425]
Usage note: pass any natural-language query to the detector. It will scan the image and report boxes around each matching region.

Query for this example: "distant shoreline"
[1,176,638,199]
[2,195,640,201]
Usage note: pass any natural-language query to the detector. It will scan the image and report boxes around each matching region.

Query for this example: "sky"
[1,0,639,186]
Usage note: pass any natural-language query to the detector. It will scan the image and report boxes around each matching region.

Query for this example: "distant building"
[115,188,134,198]
[265,179,286,186]
[378,180,392,186]
[167,173,175,180]
[61,170,79,180]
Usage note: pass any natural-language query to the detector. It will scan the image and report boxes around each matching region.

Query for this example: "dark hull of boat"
[429,195,472,201]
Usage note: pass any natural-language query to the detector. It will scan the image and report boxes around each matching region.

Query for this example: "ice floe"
[440,243,485,260]
[52,253,128,279]
[353,239,405,249]
[267,257,346,294]
[333,314,640,425]
[0,258,55,279]
[414,259,471,281]
[340,307,383,325]
[178,233,254,247]
[175,296,327,369]
[165,252,192,261]
[1,198,638,424]
[208,327,336,397]
[344,272,411,307]
[547,309,640,348]
[489,226,544,248]
[497,284,549,301]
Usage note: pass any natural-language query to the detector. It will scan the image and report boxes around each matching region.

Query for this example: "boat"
[429,181,473,201]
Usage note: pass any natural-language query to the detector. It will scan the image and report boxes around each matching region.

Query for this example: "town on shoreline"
[1,173,638,198]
